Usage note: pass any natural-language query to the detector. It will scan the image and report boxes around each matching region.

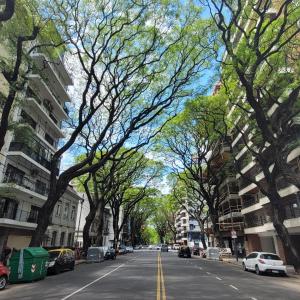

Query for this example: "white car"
[242,252,287,276]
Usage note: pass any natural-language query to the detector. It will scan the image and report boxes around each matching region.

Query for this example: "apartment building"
[175,206,203,248]
[221,1,300,263]
[206,136,245,253]
[0,44,82,252]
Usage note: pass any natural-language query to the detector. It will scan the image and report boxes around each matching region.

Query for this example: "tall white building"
[0,48,82,252]
[175,206,203,248]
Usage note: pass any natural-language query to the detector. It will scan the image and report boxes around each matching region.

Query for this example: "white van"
[87,247,105,263]
[206,247,220,260]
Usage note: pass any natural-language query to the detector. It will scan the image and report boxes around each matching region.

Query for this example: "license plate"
[272,270,279,273]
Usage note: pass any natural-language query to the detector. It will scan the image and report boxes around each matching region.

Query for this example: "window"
[260,254,280,260]
[45,133,54,146]
[51,231,57,246]
[4,164,24,185]
[71,206,76,220]
[35,180,47,195]
[55,201,62,217]
[0,197,18,219]
[20,110,37,129]
[67,233,73,246]
[64,203,70,219]
[247,253,258,259]
[189,224,195,230]
[60,232,65,246]
[27,205,39,223]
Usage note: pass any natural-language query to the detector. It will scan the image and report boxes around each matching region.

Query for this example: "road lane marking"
[229,285,239,290]
[61,264,124,300]
[250,298,258,300]
[157,254,166,300]
[206,272,211,275]
[157,255,161,300]
[216,277,222,280]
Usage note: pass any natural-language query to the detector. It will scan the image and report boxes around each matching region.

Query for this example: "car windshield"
[88,249,99,255]
[260,254,281,260]
[49,251,60,260]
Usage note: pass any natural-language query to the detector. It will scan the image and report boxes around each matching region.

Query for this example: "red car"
[0,262,9,290]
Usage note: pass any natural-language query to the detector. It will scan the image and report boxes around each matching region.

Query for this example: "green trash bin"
[8,247,49,283]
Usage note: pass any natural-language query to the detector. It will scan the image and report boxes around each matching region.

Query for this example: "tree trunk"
[95,200,105,246]
[271,204,300,271]
[82,208,96,255]
[112,211,120,250]
[0,0,15,22]
[29,187,61,246]
[208,206,224,247]
[199,221,207,250]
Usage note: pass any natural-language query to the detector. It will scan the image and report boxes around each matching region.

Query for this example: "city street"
[1,251,300,300]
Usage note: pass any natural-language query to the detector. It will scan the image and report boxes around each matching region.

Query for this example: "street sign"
[231,230,237,239]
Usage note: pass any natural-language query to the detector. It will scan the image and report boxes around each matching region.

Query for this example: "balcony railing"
[0,207,38,224]
[8,141,59,175]
[3,173,50,197]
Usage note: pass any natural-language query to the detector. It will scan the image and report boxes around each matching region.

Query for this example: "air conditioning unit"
[30,169,39,177]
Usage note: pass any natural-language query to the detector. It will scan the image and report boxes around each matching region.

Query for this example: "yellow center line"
[157,253,166,300]
[157,254,161,300]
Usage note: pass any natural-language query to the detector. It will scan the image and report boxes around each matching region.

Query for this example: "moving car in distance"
[0,262,9,290]
[178,246,191,258]
[47,249,75,274]
[242,252,287,276]
[118,245,127,255]
[161,244,168,252]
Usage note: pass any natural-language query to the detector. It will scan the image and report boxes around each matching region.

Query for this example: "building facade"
[175,206,203,248]
[220,1,300,263]
[0,44,82,253]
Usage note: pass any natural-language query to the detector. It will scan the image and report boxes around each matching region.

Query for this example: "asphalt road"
[1,251,300,300]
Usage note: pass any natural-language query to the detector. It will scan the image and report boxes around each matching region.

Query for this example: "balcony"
[2,172,49,197]
[8,141,60,175]
[26,97,64,138]
[0,206,38,230]
[28,74,68,120]
[31,53,71,103]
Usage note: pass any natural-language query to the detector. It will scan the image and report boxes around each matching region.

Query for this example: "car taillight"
[258,259,265,264]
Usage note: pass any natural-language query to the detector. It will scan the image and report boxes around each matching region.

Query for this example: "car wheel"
[242,263,247,271]
[255,265,261,275]
[0,276,7,290]
[70,262,75,270]
[54,265,61,275]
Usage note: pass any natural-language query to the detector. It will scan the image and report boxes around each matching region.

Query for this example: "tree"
[0,0,15,22]
[157,95,229,246]
[108,155,162,248]
[129,196,159,246]
[204,0,300,269]
[0,0,65,152]
[172,175,209,249]
[29,0,218,246]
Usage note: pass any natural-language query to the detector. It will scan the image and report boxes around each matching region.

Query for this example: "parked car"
[104,247,116,260]
[156,245,161,250]
[193,246,200,256]
[87,247,105,263]
[206,247,220,260]
[242,252,287,276]
[161,244,168,252]
[47,249,75,274]
[178,246,191,258]
[134,245,142,250]
[126,246,134,253]
[118,245,127,255]
[173,244,180,250]
[0,262,9,290]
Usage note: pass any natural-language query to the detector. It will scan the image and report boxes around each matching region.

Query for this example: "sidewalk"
[193,255,300,279]
[75,259,86,265]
